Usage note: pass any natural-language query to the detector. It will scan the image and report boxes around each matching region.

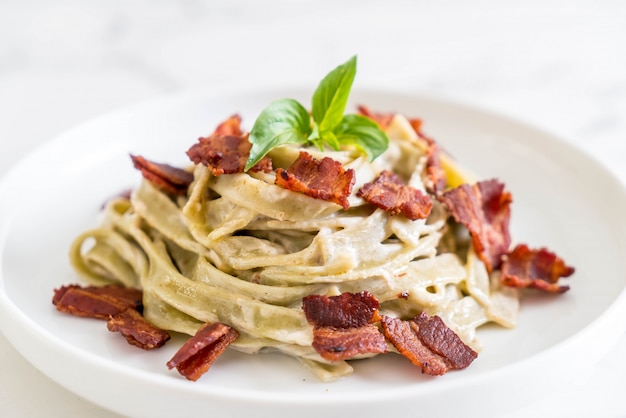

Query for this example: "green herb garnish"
[244,56,389,171]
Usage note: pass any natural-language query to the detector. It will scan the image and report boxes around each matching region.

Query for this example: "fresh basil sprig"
[245,56,389,171]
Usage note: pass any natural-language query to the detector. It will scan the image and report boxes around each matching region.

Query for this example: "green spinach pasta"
[67,111,519,381]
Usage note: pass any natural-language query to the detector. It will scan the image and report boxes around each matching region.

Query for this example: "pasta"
[69,112,519,382]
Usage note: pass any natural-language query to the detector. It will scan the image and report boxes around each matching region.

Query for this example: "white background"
[1,1,625,417]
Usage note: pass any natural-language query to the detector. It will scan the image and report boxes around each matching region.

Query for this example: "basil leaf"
[244,56,389,171]
[245,98,311,171]
[311,55,357,133]
[323,130,341,151]
[334,114,389,161]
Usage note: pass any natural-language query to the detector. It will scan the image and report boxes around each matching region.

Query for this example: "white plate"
[1,88,626,418]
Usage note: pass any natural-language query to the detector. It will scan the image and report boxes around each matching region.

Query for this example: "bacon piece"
[212,114,244,137]
[53,284,143,319]
[358,106,446,196]
[275,151,355,210]
[381,316,450,375]
[130,155,193,195]
[186,115,272,175]
[408,117,425,137]
[187,134,250,175]
[357,106,426,141]
[357,105,395,130]
[167,322,239,381]
[302,291,380,328]
[381,313,477,375]
[107,308,171,350]
[357,170,432,220]
[440,179,512,272]
[311,325,388,361]
[500,244,575,293]
[402,115,448,195]
[53,284,169,351]
[412,312,477,369]
[303,291,387,361]
[424,141,447,196]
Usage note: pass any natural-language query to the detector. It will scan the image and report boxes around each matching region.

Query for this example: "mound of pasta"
[60,108,545,382]
[55,58,574,382]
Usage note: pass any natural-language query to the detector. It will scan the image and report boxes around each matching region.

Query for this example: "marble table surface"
[1,1,625,416]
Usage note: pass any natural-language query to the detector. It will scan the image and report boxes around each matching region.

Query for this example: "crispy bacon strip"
[412,312,477,369]
[303,291,387,360]
[186,115,271,175]
[381,316,450,375]
[408,117,425,137]
[212,113,244,137]
[357,170,432,220]
[358,106,426,142]
[107,308,171,350]
[357,105,395,130]
[167,322,239,381]
[52,284,142,319]
[440,179,512,272]
[358,105,426,135]
[381,313,477,375]
[401,112,449,196]
[302,291,381,328]
[130,155,193,195]
[500,244,574,293]
[424,141,447,196]
[187,134,251,175]
[53,284,171,351]
[311,325,388,361]
[358,106,446,196]
[275,151,355,210]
